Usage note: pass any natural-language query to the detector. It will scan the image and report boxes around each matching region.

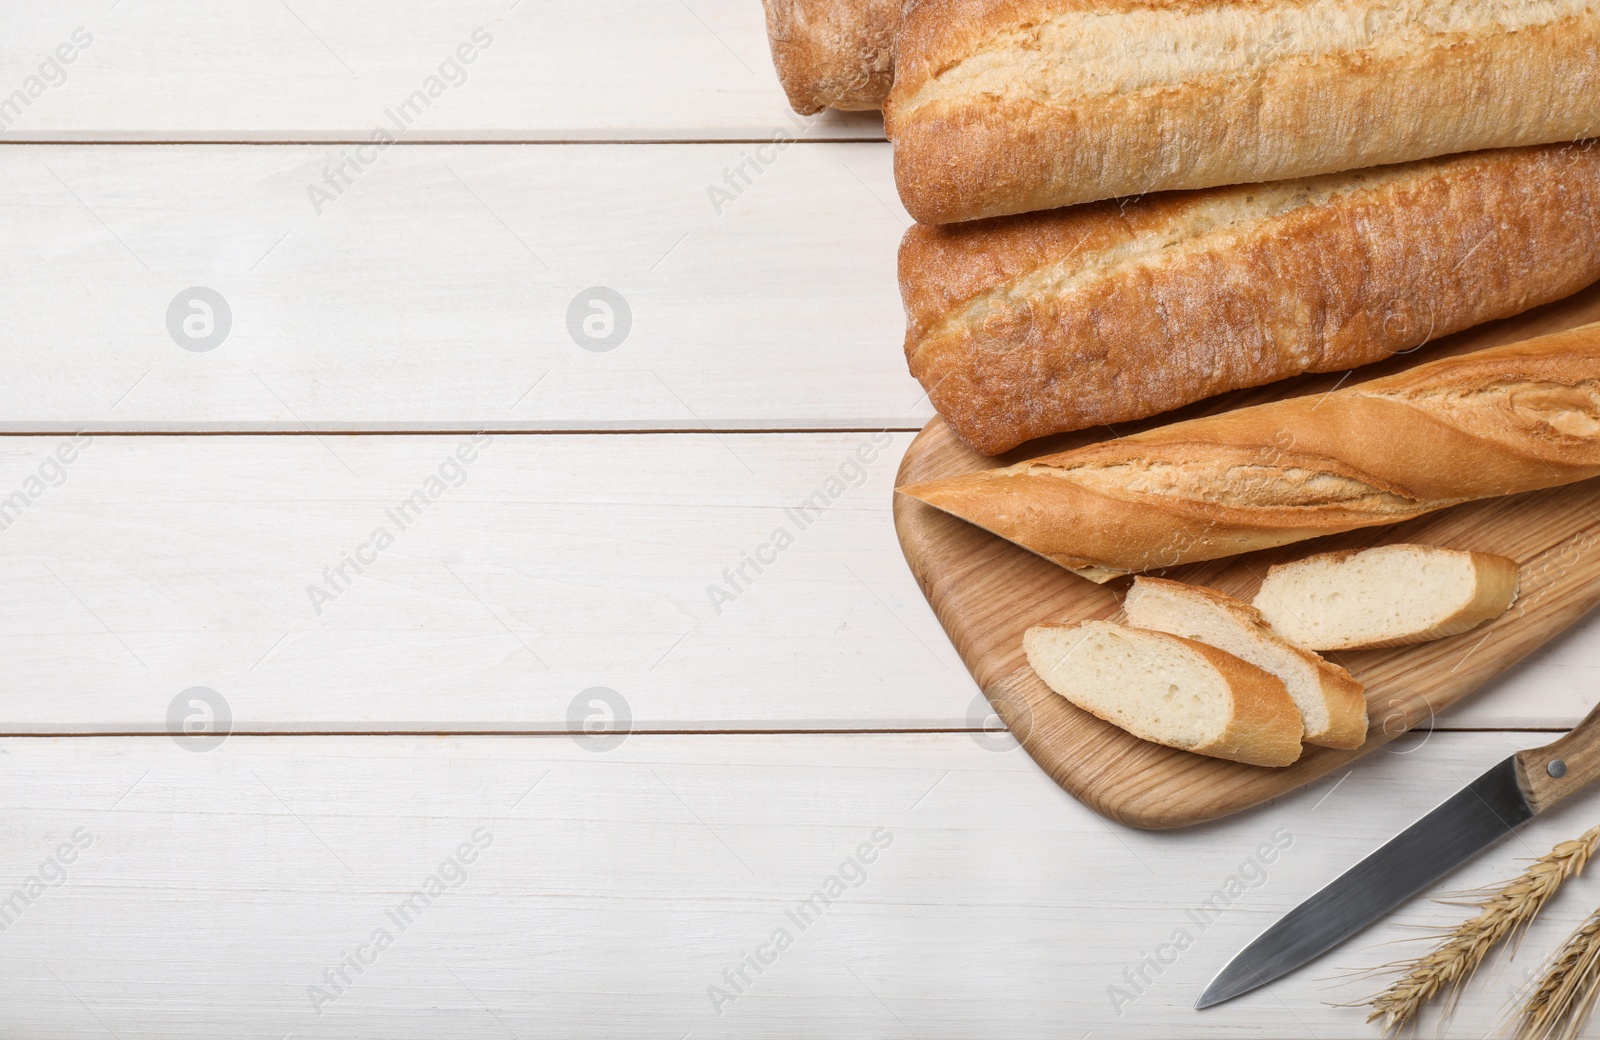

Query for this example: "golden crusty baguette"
[885,0,1600,223]
[761,0,904,114]
[898,322,1600,582]
[902,143,1600,455]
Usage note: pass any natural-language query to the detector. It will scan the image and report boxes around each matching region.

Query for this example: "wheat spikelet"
[1366,825,1600,1035]
[1514,912,1600,1040]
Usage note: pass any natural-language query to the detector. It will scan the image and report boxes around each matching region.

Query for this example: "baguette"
[1254,545,1520,650]
[1024,619,1304,767]
[885,0,1600,223]
[898,322,1600,581]
[761,0,903,114]
[902,143,1600,455]
[1125,577,1367,749]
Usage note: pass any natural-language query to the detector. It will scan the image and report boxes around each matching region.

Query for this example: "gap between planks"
[0,426,929,437]
[0,136,887,146]
[0,725,1566,738]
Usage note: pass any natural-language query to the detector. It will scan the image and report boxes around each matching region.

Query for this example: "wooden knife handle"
[1516,700,1600,815]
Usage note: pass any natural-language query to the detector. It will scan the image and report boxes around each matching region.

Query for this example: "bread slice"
[1124,577,1367,750]
[1023,619,1303,767]
[1253,545,1520,651]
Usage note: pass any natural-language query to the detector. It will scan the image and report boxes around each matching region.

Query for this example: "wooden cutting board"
[894,283,1600,830]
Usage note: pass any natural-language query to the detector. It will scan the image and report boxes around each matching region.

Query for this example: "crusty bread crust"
[901,143,1600,455]
[1026,620,1304,766]
[1178,633,1305,767]
[762,0,904,114]
[899,322,1600,580]
[1126,576,1368,749]
[885,0,1600,222]
[1441,553,1524,645]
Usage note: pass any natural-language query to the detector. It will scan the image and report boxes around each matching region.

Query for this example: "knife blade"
[1197,698,1600,1010]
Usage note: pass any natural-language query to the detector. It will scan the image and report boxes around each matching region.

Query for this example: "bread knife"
[1197,700,1600,1009]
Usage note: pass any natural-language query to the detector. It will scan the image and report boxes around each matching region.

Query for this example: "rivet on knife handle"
[1515,699,1600,815]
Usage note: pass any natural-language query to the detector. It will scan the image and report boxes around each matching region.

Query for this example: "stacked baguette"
[885,0,1600,453]
[761,5,1600,684]
[764,1,1600,462]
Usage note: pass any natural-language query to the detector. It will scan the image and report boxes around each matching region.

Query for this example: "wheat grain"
[1366,825,1600,1035]
[1514,911,1600,1040]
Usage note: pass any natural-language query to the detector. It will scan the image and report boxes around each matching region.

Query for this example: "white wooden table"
[5,4,1600,1037]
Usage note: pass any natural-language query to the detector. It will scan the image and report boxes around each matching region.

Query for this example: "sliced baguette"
[1024,619,1303,767]
[1253,545,1520,651]
[1124,577,1367,751]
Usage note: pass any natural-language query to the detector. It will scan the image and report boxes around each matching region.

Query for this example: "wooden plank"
[0,0,884,141]
[0,430,1592,735]
[0,730,1593,1037]
[0,142,919,431]
[0,431,973,731]
[895,292,1600,825]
